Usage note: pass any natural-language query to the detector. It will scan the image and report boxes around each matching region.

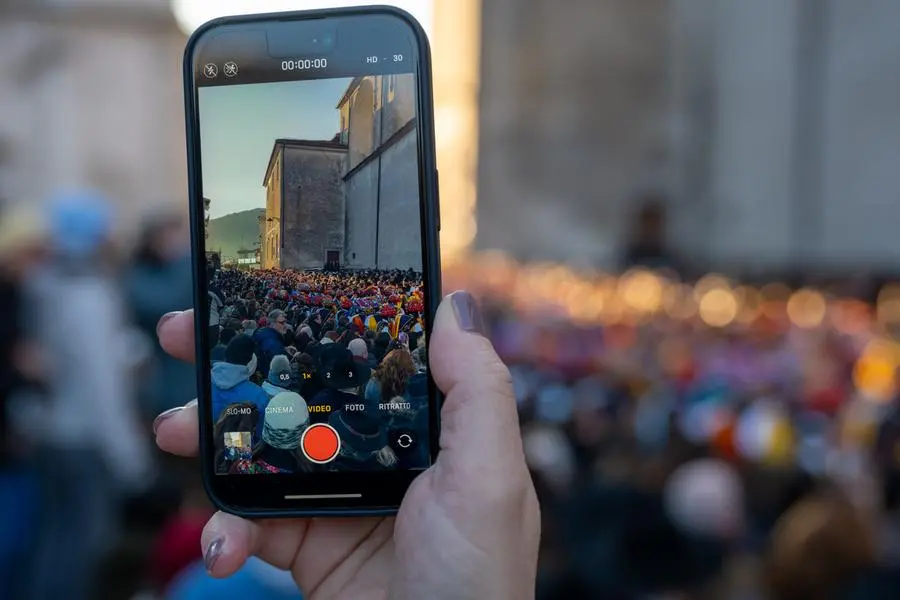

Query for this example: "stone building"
[265,73,421,272]
[475,0,900,276]
[338,73,421,271]
[262,138,347,270]
[0,0,188,230]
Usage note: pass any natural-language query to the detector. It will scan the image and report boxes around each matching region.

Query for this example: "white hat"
[348,338,368,359]
[261,392,309,450]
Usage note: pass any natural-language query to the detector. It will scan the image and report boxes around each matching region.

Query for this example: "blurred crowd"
[3,192,900,599]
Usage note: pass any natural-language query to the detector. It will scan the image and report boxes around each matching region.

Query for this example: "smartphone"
[184,6,441,517]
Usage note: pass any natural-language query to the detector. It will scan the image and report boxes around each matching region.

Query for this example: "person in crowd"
[126,207,196,417]
[241,319,257,337]
[308,344,368,423]
[19,190,156,600]
[213,403,261,474]
[262,355,293,399]
[208,268,225,348]
[0,201,49,600]
[765,487,877,600]
[365,349,416,406]
[211,327,238,363]
[253,309,288,377]
[621,193,685,274]
[348,337,373,388]
[210,335,269,429]
[231,391,313,474]
[328,395,397,470]
[372,331,391,365]
[365,349,429,469]
[290,352,323,401]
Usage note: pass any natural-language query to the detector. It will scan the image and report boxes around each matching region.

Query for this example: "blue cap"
[48,190,114,257]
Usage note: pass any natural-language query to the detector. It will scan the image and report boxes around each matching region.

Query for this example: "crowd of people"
[4,191,900,599]
[454,273,900,599]
[206,266,429,474]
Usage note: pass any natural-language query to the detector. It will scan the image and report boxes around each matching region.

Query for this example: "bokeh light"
[698,288,738,328]
[787,288,827,329]
[853,338,900,401]
[619,268,664,314]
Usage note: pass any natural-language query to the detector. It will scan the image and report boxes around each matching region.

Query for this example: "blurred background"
[2,0,900,599]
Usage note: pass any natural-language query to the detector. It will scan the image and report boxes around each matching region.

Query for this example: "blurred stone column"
[432,0,482,263]
[475,0,668,269]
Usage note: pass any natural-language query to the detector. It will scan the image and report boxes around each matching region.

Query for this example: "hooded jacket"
[211,362,270,434]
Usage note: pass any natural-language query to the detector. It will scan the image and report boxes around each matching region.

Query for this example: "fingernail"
[451,291,485,335]
[204,537,225,572]
[156,311,181,338]
[152,406,184,435]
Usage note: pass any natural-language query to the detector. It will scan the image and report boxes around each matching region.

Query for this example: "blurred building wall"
[475,0,669,268]
[476,0,900,275]
[0,0,187,230]
[670,0,900,276]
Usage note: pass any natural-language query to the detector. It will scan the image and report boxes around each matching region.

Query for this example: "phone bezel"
[183,5,442,518]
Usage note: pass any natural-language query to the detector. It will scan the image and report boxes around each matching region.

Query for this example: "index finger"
[158,309,196,363]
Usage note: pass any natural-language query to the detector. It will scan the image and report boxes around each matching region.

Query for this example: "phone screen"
[193,13,433,483]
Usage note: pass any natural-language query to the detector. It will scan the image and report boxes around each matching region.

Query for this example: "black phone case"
[183,5,442,518]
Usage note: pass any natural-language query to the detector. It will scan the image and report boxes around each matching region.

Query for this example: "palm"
[271,464,477,600]
[155,303,539,600]
[276,516,394,600]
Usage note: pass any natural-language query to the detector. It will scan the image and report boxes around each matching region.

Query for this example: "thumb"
[429,291,524,473]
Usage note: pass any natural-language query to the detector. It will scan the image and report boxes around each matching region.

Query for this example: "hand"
[153,291,540,599]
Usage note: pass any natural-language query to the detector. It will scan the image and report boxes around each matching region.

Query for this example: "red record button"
[301,423,341,464]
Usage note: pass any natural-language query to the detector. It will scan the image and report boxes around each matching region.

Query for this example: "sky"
[199,77,351,219]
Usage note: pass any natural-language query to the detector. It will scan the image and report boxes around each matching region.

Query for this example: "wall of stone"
[0,0,188,237]
[344,160,379,268]
[382,74,416,140]
[669,0,900,275]
[343,128,421,271]
[377,129,422,271]
[280,145,346,270]
[475,0,669,268]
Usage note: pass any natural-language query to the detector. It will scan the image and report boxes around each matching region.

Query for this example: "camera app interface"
[199,34,429,476]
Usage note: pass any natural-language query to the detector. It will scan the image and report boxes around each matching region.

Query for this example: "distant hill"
[207,208,264,260]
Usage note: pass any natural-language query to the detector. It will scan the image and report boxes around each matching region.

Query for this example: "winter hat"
[261,391,310,450]
[348,338,368,360]
[328,397,387,454]
[267,355,292,388]
[664,458,744,539]
[48,190,114,258]
[225,334,256,366]
[219,327,237,347]
[317,343,367,389]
